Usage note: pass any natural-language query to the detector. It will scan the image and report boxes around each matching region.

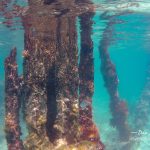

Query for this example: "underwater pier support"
[22,8,80,148]
[99,18,131,149]
[5,48,23,150]
[22,14,58,149]
[4,0,105,149]
[79,11,104,149]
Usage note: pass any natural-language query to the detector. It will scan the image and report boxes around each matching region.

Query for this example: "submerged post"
[99,16,131,149]
[5,48,23,150]
[4,0,105,149]
[22,1,80,149]
[78,8,104,150]
[22,9,57,148]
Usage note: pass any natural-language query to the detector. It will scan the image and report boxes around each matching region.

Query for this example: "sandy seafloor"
[1,0,150,149]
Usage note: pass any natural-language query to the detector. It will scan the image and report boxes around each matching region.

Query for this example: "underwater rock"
[5,48,23,150]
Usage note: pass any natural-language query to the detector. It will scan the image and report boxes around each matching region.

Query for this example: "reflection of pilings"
[79,12,104,149]
[99,17,130,144]
[5,48,23,150]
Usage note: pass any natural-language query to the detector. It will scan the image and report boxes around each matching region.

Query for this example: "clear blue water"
[92,10,150,149]
[1,0,150,149]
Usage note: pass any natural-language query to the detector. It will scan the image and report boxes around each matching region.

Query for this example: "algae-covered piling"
[4,0,104,149]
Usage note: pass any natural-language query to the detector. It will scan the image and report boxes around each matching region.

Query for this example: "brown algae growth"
[4,0,104,150]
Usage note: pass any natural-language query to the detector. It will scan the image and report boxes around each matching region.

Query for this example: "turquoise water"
[0,18,24,150]
[1,0,150,150]
[92,10,150,149]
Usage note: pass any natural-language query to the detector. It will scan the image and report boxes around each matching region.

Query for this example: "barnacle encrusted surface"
[5,48,23,150]
[4,0,104,150]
